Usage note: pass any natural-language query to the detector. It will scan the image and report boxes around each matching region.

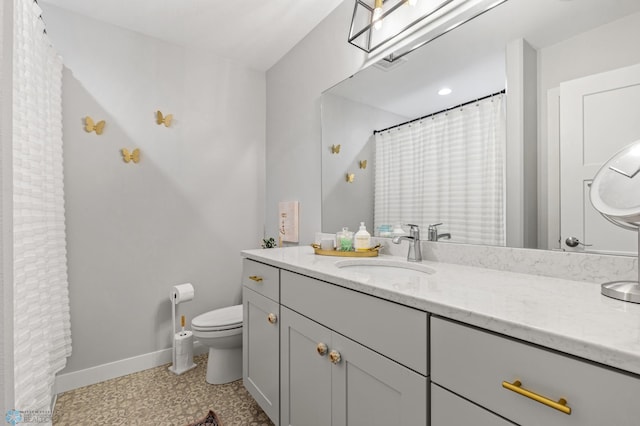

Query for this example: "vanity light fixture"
[348,0,508,57]
[373,0,383,30]
[438,87,452,96]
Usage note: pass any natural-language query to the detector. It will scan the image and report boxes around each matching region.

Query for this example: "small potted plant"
[261,237,277,249]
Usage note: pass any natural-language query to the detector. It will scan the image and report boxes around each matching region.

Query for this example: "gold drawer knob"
[502,380,571,415]
[316,343,328,356]
[248,275,263,283]
[267,313,277,324]
[329,350,341,365]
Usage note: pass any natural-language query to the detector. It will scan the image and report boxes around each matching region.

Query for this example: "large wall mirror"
[321,0,640,255]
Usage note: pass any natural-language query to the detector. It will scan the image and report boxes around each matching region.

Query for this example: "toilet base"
[205,346,242,384]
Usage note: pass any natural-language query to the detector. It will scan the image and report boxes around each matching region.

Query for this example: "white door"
[560,63,640,255]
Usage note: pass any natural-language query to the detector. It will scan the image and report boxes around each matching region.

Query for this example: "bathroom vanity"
[241,246,640,425]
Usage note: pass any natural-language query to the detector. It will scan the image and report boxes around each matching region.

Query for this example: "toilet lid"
[192,304,243,331]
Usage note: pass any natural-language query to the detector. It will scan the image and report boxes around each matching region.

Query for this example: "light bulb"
[373,0,383,30]
[438,87,452,96]
[408,0,417,5]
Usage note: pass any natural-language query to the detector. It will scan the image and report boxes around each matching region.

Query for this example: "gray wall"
[266,1,366,244]
[42,6,265,374]
[321,93,407,234]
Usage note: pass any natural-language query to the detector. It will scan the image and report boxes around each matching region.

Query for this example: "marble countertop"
[242,246,640,376]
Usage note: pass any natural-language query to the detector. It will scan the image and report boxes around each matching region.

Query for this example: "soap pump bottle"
[354,222,371,252]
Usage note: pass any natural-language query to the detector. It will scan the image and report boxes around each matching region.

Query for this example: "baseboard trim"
[54,342,207,394]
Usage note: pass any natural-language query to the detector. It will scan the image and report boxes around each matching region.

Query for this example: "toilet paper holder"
[168,283,197,375]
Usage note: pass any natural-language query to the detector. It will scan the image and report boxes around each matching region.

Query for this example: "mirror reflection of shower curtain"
[12,0,71,412]
[374,94,506,246]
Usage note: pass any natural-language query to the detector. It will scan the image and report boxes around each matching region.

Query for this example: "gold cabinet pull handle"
[316,343,328,356]
[502,380,571,415]
[329,350,341,365]
[267,313,277,324]
[248,275,263,282]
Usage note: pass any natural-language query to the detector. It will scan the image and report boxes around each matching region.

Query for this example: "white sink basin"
[334,258,435,277]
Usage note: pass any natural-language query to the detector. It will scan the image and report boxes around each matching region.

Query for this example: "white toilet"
[191,304,243,384]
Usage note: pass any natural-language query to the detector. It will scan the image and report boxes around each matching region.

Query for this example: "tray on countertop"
[311,244,381,257]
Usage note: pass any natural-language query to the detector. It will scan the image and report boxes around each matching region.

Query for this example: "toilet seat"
[192,304,243,332]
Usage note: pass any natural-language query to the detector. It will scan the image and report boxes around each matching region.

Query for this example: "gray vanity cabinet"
[242,259,280,425]
[242,250,640,426]
[280,270,428,426]
[280,306,427,426]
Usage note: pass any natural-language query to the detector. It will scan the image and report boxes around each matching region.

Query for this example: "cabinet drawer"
[242,259,279,301]
[281,270,428,375]
[431,317,640,426]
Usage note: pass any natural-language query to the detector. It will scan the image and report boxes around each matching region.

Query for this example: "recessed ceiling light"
[438,87,452,96]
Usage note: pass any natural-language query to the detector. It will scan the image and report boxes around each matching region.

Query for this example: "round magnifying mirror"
[590,140,640,303]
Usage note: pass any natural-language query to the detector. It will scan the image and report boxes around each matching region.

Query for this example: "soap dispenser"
[354,222,371,252]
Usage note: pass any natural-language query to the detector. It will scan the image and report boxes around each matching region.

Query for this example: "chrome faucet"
[427,223,451,242]
[392,224,422,262]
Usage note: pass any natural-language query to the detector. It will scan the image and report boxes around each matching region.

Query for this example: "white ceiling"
[39,0,345,71]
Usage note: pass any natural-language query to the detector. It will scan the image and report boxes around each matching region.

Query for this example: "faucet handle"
[427,223,442,242]
[405,224,420,238]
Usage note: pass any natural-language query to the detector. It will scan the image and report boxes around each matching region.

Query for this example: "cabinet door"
[281,307,333,426]
[243,287,280,424]
[431,383,515,426]
[331,333,428,426]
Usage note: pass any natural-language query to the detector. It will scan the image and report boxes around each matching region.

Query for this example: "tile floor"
[53,354,274,426]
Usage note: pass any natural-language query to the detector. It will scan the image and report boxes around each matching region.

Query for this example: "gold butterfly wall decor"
[84,116,106,135]
[121,148,141,164]
[331,144,341,154]
[156,110,173,127]
[346,173,355,183]
[359,160,367,169]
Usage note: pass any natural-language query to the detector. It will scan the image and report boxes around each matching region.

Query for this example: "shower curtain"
[374,94,506,246]
[12,0,71,412]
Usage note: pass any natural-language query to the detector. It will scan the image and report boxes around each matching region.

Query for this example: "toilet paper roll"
[174,331,194,371]
[170,283,194,304]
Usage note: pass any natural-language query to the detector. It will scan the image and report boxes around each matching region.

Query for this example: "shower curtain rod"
[373,89,506,134]
[33,0,48,34]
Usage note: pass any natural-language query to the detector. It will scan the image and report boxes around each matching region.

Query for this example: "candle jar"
[336,227,354,251]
